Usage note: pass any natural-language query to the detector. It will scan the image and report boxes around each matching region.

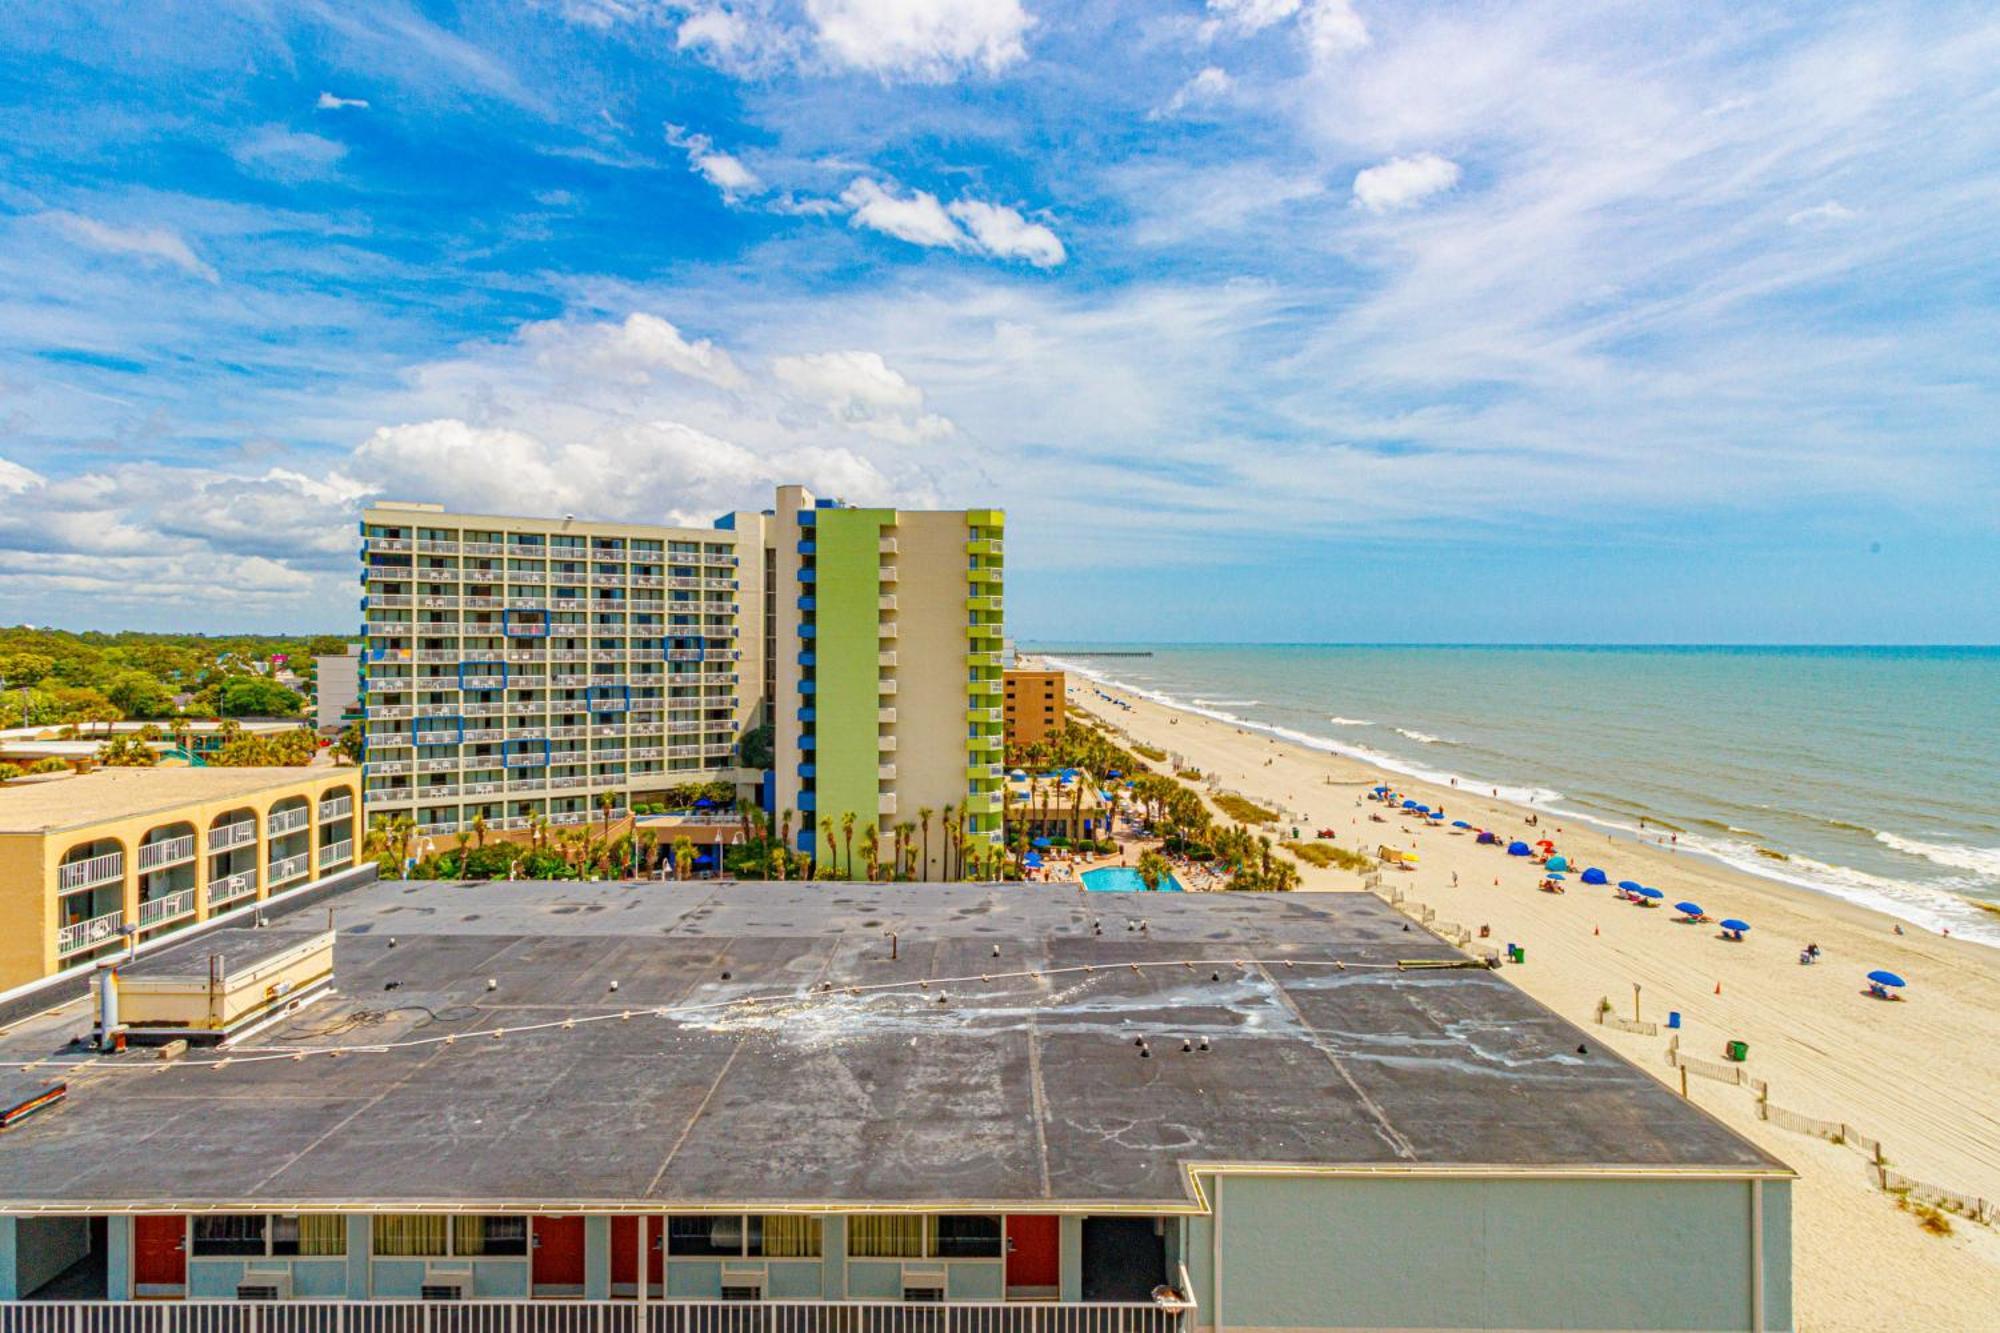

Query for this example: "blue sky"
[1,0,1996,641]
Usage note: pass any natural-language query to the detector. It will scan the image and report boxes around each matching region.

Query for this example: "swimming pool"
[1080,866,1183,892]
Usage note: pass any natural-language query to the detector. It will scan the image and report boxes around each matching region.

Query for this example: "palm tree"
[894,821,915,881]
[471,813,488,851]
[917,807,934,881]
[452,829,472,879]
[1136,849,1171,892]
[818,817,835,879]
[766,846,785,881]
[736,797,756,849]
[596,792,616,841]
[637,829,658,877]
[779,808,794,855]
[859,825,880,882]
[529,811,549,851]
[839,811,857,882]
[672,836,697,881]
[939,804,955,881]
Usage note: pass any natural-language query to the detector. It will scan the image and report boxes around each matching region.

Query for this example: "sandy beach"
[1046,661,2000,1331]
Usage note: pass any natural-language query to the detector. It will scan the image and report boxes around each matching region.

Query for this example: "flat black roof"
[0,880,1784,1210]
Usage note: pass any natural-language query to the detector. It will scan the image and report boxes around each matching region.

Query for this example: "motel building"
[0,879,1793,1332]
[0,767,370,997]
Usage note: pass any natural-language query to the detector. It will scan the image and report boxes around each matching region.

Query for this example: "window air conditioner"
[719,1262,767,1302]
[901,1263,947,1303]
[421,1267,473,1301]
[236,1271,293,1301]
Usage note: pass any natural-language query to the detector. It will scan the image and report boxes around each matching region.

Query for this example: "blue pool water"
[1081,866,1183,893]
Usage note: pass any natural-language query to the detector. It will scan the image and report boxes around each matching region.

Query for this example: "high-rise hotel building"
[357,487,1003,869]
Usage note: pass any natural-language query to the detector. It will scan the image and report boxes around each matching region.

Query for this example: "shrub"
[1133,743,1167,762]
[1282,840,1375,873]
[1175,767,1202,780]
[28,757,68,774]
[0,763,19,785]
[1214,793,1279,824]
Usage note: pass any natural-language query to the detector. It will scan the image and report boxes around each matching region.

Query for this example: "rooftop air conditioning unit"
[901,1263,947,1303]
[236,1271,293,1301]
[719,1262,767,1302]
[421,1267,473,1301]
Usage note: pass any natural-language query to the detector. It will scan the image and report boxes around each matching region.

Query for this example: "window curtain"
[847,1215,928,1259]
[373,1214,446,1257]
[760,1216,822,1259]
[297,1215,347,1256]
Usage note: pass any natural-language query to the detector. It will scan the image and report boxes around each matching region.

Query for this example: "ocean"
[1031,645,2000,946]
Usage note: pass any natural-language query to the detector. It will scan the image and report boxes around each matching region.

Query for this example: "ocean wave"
[1394,728,1451,745]
[1876,832,2000,879]
[1193,698,1260,707]
[1327,716,1373,727]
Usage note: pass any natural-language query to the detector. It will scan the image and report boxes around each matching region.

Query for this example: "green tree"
[0,763,20,785]
[215,676,304,717]
[333,720,365,765]
[1136,850,1172,892]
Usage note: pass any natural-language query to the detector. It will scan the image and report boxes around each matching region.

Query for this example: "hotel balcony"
[136,886,197,931]
[210,822,258,852]
[59,849,124,893]
[968,707,1003,725]
[136,833,197,873]
[877,706,897,725]
[967,537,1004,558]
[966,595,1003,614]
[57,909,123,958]
[878,564,898,582]
[208,869,257,907]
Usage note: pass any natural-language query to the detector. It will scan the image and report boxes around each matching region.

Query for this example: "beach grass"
[1133,742,1167,762]
[1284,840,1374,873]
[1214,792,1279,824]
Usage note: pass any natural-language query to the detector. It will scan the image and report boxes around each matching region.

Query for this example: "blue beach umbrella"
[1581,868,1608,885]
[1675,901,1704,916]
[1617,879,1644,892]
[1022,853,1044,868]
[1634,886,1664,900]
[1546,872,1566,881]
[1720,919,1750,932]
[1032,836,1054,848]
[1373,785,1391,794]
[1452,821,1472,829]
[1477,831,1499,845]
[1401,800,1420,809]
[1506,841,1531,856]
[1866,970,1906,988]
[1546,855,1569,872]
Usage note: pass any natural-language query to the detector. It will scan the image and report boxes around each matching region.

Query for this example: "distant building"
[0,766,365,991]
[312,644,363,732]
[1003,668,1065,747]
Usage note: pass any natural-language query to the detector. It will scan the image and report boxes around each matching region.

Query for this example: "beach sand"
[1051,664,2000,1331]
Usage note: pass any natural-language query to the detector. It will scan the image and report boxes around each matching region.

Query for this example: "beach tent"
[1546,855,1570,872]
[1617,879,1644,892]
[1477,831,1499,845]
[1581,868,1608,885]
[1506,841,1532,856]
[1866,970,1906,988]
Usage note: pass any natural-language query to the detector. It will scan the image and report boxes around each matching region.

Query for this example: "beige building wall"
[890,511,976,873]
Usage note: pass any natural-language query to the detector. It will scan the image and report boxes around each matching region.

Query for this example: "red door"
[610,1216,663,1292]
[1005,1216,1060,1295]
[533,1216,587,1291]
[133,1216,186,1295]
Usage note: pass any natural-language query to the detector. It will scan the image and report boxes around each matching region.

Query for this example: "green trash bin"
[1725,1040,1749,1062]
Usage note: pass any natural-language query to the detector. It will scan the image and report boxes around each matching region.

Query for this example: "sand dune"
[1059,669,2000,1332]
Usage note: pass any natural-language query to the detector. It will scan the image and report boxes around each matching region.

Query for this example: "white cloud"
[841,178,966,249]
[1156,66,1234,118]
[947,199,1066,267]
[231,126,348,183]
[1788,200,1855,226]
[772,350,955,442]
[806,0,1032,81]
[1300,0,1369,60]
[665,124,764,202]
[520,312,747,390]
[315,92,370,110]
[1351,152,1461,212]
[0,456,44,494]
[39,211,220,283]
[1205,0,1301,35]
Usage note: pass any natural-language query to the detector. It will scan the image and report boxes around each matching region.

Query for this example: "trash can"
[1667,1011,1681,1029]
[1725,1039,1748,1062]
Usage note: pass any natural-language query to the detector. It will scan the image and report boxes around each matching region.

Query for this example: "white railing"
[369,760,412,776]
[208,870,257,905]
[268,852,310,885]
[0,1294,1163,1333]
[57,910,123,956]
[319,839,354,868]
[137,834,196,872]
[210,821,258,850]
[137,886,197,929]
[268,807,311,836]
[319,795,354,821]
[58,850,124,893]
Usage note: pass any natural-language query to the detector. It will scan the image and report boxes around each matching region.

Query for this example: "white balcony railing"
[268,807,310,836]
[267,852,310,885]
[318,795,354,822]
[318,839,354,868]
[137,834,196,872]
[57,910,123,956]
[137,887,197,930]
[209,821,257,851]
[208,870,257,905]
[58,850,124,893]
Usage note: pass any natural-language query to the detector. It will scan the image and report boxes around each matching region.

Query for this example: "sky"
[1,0,1996,643]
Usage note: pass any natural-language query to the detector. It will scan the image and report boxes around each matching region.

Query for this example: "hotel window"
[846,1214,1003,1260]
[456,1215,528,1256]
[373,1215,448,1257]
[192,1215,267,1256]
[273,1215,348,1256]
[667,1215,822,1259]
